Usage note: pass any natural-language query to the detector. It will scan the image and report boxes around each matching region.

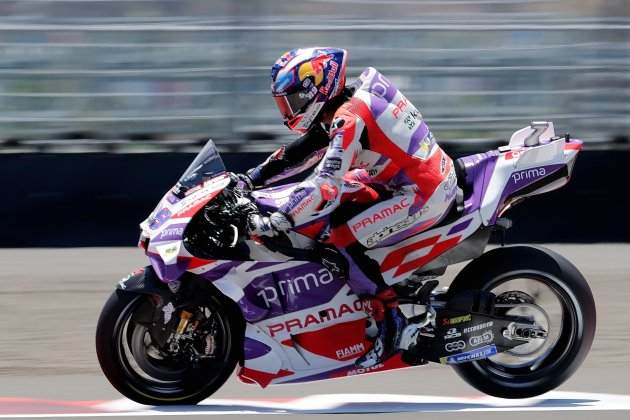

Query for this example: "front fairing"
[139,140,232,282]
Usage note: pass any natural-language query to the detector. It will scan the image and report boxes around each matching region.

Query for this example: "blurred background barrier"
[0,0,627,152]
[3,148,629,247]
[0,0,628,246]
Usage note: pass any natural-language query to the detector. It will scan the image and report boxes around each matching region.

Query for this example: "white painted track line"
[1,392,630,417]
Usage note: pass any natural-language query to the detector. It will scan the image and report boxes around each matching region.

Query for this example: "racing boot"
[356,288,406,368]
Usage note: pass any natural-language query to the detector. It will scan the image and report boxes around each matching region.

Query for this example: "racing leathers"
[248,67,457,366]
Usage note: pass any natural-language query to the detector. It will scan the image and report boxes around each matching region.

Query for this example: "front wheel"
[447,245,596,399]
[95,287,242,405]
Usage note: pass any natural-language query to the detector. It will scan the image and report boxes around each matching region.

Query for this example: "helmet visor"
[273,91,313,122]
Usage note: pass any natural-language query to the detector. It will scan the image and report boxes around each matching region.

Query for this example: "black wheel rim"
[113,295,232,401]
[470,270,582,382]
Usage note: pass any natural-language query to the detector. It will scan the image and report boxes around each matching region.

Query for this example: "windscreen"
[174,139,226,197]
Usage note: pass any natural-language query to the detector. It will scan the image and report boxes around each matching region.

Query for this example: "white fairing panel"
[481,129,578,225]
[508,121,556,148]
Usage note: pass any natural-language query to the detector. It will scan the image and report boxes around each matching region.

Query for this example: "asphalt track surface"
[0,244,629,419]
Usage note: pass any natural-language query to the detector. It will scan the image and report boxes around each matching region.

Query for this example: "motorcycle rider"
[243,47,458,367]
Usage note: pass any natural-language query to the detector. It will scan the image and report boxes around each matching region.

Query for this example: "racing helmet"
[271,47,347,134]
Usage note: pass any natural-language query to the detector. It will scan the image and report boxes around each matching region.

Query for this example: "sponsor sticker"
[511,167,547,183]
[463,321,494,334]
[364,204,429,247]
[266,299,363,337]
[257,268,333,308]
[445,340,466,353]
[324,157,343,171]
[444,327,461,339]
[469,330,494,347]
[351,198,410,233]
[442,314,472,326]
[335,342,366,360]
[440,345,498,365]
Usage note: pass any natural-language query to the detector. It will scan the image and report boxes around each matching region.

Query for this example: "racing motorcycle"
[96,121,596,405]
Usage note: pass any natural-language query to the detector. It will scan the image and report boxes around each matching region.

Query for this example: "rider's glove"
[247,214,276,237]
[232,172,254,192]
[246,212,292,238]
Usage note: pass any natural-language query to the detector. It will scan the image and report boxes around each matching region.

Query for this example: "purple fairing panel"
[238,294,272,323]
[375,215,440,248]
[253,183,299,214]
[147,207,172,230]
[243,337,272,360]
[340,249,378,296]
[491,163,566,223]
[199,261,244,281]
[246,261,285,272]
[448,218,473,235]
[148,253,188,283]
[240,262,347,322]
[459,151,499,215]
[281,363,353,384]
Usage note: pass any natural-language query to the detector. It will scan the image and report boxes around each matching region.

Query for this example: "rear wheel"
[96,288,242,405]
[447,245,596,398]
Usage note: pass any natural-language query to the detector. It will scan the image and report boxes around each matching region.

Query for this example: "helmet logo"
[298,55,331,86]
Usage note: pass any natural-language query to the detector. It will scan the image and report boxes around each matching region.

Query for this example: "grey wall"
[0,0,628,151]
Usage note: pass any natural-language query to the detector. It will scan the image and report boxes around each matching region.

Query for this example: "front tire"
[96,288,242,405]
[447,245,596,398]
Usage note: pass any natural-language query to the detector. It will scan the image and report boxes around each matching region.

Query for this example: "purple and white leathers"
[97,120,595,405]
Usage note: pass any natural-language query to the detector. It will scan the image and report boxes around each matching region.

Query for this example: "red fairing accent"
[392,236,462,278]
[379,234,441,273]
[295,219,328,240]
[173,189,224,218]
[237,367,294,388]
[292,319,373,362]
[329,352,410,379]
[330,224,357,247]
[564,142,582,151]
[184,257,217,270]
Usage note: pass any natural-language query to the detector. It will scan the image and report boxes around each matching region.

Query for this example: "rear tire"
[96,288,242,405]
[447,245,596,398]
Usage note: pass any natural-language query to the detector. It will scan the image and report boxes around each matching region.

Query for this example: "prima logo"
[257,268,334,308]
[512,167,546,183]
[159,226,184,239]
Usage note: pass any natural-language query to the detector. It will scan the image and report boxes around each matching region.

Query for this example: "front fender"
[117,265,171,298]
